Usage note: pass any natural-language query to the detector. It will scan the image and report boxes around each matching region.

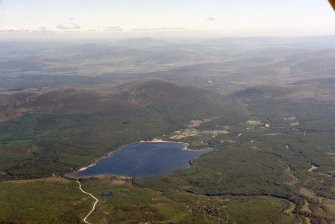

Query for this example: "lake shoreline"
[66,139,210,180]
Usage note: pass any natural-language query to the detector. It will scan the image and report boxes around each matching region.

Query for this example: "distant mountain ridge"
[0,78,218,122]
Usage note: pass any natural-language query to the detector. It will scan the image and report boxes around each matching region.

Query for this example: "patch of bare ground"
[328,152,335,161]
[303,217,312,224]
[93,176,130,186]
[300,188,335,217]
[284,201,310,224]
[308,164,319,172]
[324,201,335,216]
[264,133,282,136]
[300,188,318,200]
[300,200,312,214]
[6,177,71,184]
[284,201,296,217]
[186,118,213,128]
[278,159,299,186]
[308,164,333,178]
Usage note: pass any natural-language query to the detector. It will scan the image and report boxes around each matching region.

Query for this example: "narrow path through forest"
[76,180,99,224]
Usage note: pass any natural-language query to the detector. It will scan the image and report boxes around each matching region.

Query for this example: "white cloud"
[132,27,186,32]
[207,17,216,22]
[104,26,123,32]
[0,27,30,32]
[34,27,54,33]
[56,19,81,30]
[87,26,124,32]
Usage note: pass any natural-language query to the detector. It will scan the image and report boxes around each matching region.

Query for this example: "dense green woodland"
[0,92,241,179]
[0,80,334,223]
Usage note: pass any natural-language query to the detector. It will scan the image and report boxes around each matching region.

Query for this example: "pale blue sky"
[0,0,334,38]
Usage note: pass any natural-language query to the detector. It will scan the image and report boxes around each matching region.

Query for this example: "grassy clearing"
[0,178,90,224]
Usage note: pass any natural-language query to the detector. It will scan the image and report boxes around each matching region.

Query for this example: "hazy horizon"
[0,0,334,40]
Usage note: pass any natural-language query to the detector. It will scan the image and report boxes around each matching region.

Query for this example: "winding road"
[76,180,99,224]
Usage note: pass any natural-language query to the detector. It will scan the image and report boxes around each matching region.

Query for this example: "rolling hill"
[0,78,245,179]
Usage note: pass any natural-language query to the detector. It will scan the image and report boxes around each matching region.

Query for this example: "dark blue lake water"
[70,142,207,178]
